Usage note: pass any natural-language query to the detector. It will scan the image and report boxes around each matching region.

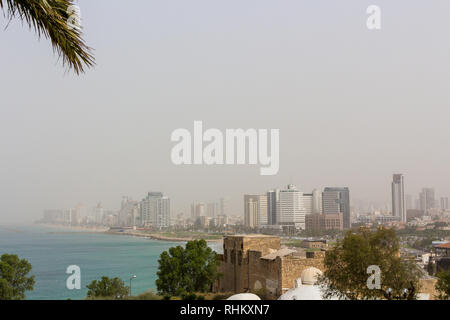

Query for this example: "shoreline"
[35,223,223,243]
[36,223,109,233]
[105,230,223,243]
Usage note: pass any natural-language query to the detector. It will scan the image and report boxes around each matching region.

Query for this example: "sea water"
[0,225,222,300]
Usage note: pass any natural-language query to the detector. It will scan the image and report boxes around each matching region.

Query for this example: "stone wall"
[247,251,282,297]
[216,235,326,298]
[280,255,325,293]
[219,235,280,293]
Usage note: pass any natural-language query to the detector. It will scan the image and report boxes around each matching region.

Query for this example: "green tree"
[156,239,221,297]
[0,0,94,73]
[318,227,422,300]
[86,276,129,299]
[435,270,450,300]
[0,254,35,300]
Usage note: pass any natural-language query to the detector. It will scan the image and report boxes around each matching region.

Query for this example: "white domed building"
[278,267,337,300]
[227,293,261,300]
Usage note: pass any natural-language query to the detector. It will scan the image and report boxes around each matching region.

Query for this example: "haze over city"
[1,0,450,225]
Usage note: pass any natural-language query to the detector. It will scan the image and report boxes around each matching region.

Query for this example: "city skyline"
[1,0,450,306]
[37,174,450,228]
[2,1,450,225]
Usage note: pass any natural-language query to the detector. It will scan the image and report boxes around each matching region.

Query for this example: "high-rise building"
[419,188,435,214]
[215,214,228,227]
[140,192,170,228]
[244,195,258,228]
[277,185,312,230]
[119,196,138,226]
[312,189,322,214]
[220,198,227,216]
[322,187,351,229]
[267,189,280,225]
[94,202,104,224]
[207,202,218,219]
[258,194,268,226]
[391,174,406,223]
[191,202,206,219]
[196,202,206,217]
[63,208,73,225]
[190,203,195,219]
[244,194,268,228]
[441,197,449,211]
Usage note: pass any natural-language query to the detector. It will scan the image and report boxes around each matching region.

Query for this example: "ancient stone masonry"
[216,235,325,299]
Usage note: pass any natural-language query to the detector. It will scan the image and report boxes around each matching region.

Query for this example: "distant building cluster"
[40,191,171,229]
[189,198,229,229]
[244,184,350,233]
[41,203,117,227]
[39,173,449,232]
[355,174,449,228]
[40,193,237,230]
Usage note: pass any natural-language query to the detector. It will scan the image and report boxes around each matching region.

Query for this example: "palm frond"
[1,0,95,74]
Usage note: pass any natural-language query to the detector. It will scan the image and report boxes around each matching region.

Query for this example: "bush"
[86,276,129,299]
[128,290,162,300]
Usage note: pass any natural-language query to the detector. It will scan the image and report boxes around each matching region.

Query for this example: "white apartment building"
[277,184,312,230]
[244,194,268,228]
[140,192,170,228]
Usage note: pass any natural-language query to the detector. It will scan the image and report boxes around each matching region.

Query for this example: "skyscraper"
[267,189,279,225]
[207,202,218,219]
[244,194,268,228]
[244,195,258,228]
[219,197,226,216]
[191,202,206,219]
[322,187,351,228]
[258,194,268,226]
[140,192,170,228]
[119,196,138,226]
[391,174,406,223]
[441,197,449,211]
[419,188,435,214]
[94,202,104,224]
[312,189,322,214]
[277,185,312,230]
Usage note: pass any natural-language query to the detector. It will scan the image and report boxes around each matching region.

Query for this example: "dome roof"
[301,267,323,285]
[227,293,261,300]
[278,285,324,300]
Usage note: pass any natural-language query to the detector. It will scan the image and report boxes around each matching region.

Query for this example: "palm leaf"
[1,0,95,74]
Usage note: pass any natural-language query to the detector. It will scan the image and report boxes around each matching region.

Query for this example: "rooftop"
[436,242,450,249]
[261,248,296,260]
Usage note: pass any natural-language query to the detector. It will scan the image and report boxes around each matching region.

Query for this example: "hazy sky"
[1,1,450,224]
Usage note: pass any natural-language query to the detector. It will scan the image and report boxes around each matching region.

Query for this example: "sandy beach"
[36,223,223,243]
[37,223,110,233]
[105,230,223,243]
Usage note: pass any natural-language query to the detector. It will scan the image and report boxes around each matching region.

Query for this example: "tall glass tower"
[323,187,351,229]
[392,174,406,223]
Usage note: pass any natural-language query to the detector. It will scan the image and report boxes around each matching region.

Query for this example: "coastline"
[105,230,223,243]
[35,223,223,243]
[36,223,109,233]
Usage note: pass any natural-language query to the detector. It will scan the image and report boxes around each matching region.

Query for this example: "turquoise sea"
[0,225,222,300]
